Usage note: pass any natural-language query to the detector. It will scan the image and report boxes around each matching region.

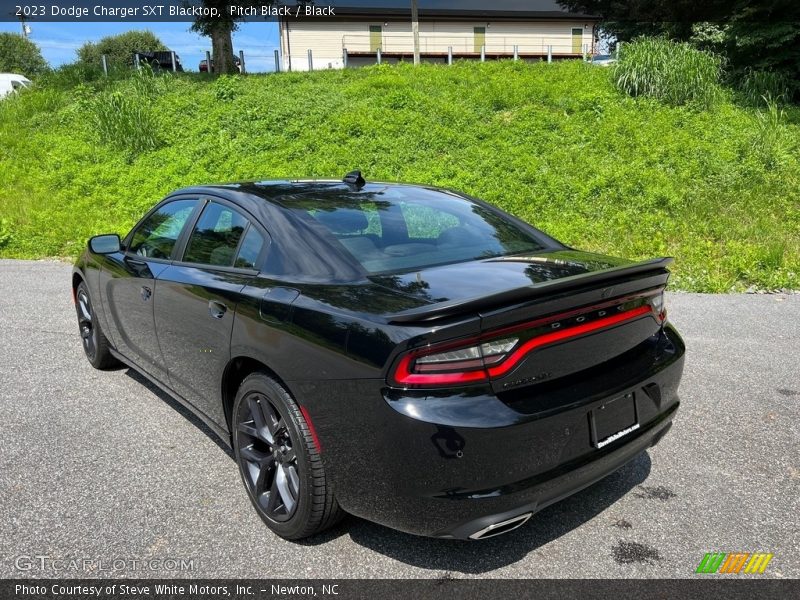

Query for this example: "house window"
[572,27,583,54]
[370,25,382,52]
[474,26,486,54]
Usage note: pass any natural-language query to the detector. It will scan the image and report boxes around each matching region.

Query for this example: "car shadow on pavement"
[124,368,234,459]
[123,364,652,572]
[341,452,652,574]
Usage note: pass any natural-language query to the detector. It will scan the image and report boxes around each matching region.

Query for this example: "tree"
[77,30,168,68]
[557,0,730,41]
[192,1,237,74]
[191,1,274,74]
[0,33,48,76]
[723,2,800,88]
[559,0,800,98]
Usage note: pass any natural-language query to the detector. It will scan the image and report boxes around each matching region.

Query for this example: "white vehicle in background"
[0,74,31,98]
[590,54,617,67]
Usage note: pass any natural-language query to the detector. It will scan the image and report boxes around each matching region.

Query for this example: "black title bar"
[3,579,799,600]
[1,1,338,22]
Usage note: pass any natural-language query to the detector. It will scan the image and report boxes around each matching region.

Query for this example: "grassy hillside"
[1,60,798,292]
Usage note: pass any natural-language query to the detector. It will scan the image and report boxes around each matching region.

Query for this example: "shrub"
[38,63,109,90]
[212,75,239,101]
[751,98,791,169]
[737,68,791,107]
[77,30,167,69]
[0,86,65,123]
[614,37,723,108]
[88,72,163,156]
[0,32,48,77]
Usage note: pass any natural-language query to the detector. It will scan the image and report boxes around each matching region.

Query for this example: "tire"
[232,372,344,540]
[75,281,119,370]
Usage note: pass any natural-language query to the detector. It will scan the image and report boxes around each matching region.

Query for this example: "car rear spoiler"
[386,257,674,324]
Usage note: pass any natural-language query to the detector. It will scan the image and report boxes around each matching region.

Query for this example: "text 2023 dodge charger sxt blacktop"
[72,172,685,540]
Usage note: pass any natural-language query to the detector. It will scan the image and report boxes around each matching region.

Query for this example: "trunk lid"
[371,250,635,311]
[381,251,672,395]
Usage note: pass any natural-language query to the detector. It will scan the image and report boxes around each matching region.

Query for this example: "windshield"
[283,186,546,275]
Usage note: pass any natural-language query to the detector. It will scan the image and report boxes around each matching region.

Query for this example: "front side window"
[128,199,197,260]
[183,202,250,267]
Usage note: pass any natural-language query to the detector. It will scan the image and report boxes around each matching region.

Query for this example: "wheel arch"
[221,355,295,439]
[71,270,85,303]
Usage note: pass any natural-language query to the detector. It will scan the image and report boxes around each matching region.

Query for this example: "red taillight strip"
[486,304,652,378]
[392,303,653,387]
[485,287,663,340]
[393,354,489,385]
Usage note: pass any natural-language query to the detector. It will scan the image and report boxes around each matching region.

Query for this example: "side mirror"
[88,234,121,255]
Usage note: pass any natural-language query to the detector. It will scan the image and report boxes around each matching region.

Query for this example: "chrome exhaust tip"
[468,512,532,540]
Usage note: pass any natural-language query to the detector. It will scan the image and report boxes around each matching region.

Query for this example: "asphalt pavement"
[0,259,797,579]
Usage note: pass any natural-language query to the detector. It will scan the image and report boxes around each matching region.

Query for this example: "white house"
[278,1,599,72]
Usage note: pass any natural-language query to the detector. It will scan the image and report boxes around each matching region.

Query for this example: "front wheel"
[75,281,118,370]
[232,373,344,539]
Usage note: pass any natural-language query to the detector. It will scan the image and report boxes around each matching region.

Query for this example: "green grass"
[1,60,799,292]
[614,37,723,108]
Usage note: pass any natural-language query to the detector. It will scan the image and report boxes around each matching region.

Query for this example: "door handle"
[208,300,228,319]
[140,286,152,302]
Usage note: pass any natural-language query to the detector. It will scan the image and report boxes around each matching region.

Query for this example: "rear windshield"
[284,186,546,275]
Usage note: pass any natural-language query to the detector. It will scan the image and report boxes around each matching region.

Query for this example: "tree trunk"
[210,22,236,74]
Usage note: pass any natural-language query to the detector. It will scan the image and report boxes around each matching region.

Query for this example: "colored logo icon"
[696,553,774,574]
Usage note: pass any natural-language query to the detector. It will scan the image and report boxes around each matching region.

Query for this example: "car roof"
[159,178,560,283]
[168,179,443,210]
[163,180,464,282]
[0,74,30,82]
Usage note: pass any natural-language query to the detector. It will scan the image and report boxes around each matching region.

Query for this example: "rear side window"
[234,227,265,269]
[183,202,249,267]
[128,199,197,260]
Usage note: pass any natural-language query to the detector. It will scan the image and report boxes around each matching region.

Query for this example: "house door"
[572,28,583,54]
[474,27,486,54]
[370,25,382,52]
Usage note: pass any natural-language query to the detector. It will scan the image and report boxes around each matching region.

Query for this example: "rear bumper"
[435,404,676,539]
[294,324,685,539]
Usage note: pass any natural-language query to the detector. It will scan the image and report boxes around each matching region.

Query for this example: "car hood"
[367,250,634,305]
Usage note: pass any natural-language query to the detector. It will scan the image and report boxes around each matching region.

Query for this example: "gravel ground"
[0,259,797,579]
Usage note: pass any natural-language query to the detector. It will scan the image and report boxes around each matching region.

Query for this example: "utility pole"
[411,0,420,65]
[19,16,30,38]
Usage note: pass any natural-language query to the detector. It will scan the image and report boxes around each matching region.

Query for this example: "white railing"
[341,34,583,55]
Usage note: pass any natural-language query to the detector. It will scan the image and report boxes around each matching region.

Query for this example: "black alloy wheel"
[74,281,117,369]
[76,285,97,362]
[237,392,301,521]
[232,373,344,539]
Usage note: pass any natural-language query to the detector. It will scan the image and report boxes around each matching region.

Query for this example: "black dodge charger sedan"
[72,173,685,540]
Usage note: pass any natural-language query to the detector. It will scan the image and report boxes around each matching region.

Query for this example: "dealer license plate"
[589,393,640,449]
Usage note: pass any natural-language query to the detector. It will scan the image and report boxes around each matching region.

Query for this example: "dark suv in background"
[199,55,241,73]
